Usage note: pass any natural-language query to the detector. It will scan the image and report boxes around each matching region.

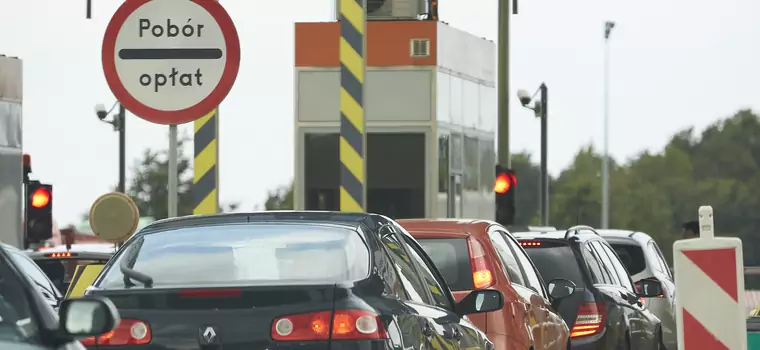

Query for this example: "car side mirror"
[456,289,504,316]
[58,297,120,337]
[635,279,663,298]
[547,279,576,300]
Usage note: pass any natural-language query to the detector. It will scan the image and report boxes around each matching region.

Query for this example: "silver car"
[597,230,677,350]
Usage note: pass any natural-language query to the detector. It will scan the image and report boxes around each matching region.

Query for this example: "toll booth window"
[438,134,449,193]
[479,137,495,192]
[464,136,479,190]
[0,101,22,148]
[450,132,463,172]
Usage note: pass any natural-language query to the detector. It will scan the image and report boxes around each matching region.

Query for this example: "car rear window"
[97,224,370,288]
[609,243,646,276]
[416,238,473,291]
[520,241,585,287]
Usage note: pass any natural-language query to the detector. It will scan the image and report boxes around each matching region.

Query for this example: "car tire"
[657,328,666,350]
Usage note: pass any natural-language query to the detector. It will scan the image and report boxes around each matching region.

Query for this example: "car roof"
[0,243,21,252]
[595,229,653,245]
[512,227,602,241]
[37,243,117,254]
[142,211,369,231]
[397,218,490,238]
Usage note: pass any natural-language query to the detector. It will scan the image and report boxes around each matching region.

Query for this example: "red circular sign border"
[101,0,240,125]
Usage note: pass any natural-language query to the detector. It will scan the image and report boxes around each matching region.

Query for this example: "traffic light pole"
[539,85,549,226]
[497,0,510,168]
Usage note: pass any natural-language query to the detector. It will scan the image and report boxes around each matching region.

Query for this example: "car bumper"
[569,329,613,350]
[86,339,393,350]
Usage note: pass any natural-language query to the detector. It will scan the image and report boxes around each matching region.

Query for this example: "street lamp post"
[95,102,126,193]
[517,83,549,226]
[602,20,615,229]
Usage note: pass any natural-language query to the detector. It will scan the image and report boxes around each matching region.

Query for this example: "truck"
[0,55,23,248]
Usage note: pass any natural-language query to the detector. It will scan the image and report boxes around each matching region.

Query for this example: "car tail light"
[467,236,495,289]
[80,319,151,346]
[45,252,75,258]
[570,302,605,338]
[520,241,541,247]
[272,309,387,341]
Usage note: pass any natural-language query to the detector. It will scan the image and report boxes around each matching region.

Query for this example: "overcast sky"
[1,0,758,226]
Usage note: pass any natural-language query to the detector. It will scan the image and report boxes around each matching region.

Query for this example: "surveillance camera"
[517,89,532,106]
[94,103,107,120]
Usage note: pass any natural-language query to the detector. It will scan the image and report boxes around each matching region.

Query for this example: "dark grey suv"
[514,225,664,350]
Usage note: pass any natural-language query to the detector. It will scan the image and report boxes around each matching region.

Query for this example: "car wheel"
[657,328,666,350]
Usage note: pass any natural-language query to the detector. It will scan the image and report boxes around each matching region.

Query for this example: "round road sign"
[102,0,240,125]
[89,192,140,243]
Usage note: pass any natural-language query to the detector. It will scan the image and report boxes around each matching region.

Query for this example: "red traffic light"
[494,172,516,194]
[31,188,51,208]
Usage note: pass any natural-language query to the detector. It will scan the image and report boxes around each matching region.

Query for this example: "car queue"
[18,211,677,350]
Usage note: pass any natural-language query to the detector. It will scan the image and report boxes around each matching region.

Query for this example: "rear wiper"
[120,237,153,288]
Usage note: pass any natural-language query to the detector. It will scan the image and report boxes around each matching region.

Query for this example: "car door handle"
[422,323,434,338]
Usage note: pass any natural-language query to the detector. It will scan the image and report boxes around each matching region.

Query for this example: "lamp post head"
[94,103,108,120]
[604,21,615,39]
[517,89,532,106]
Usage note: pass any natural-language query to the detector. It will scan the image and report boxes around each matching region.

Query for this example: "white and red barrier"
[674,206,747,349]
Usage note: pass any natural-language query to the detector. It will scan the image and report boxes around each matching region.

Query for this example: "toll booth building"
[294,19,496,219]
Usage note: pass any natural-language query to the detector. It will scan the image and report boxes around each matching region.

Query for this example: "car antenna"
[120,237,153,288]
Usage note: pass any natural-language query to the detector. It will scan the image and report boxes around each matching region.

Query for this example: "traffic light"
[494,165,516,226]
[26,181,53,242]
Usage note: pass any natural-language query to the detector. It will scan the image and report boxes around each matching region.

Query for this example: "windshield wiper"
[120,237,153,288]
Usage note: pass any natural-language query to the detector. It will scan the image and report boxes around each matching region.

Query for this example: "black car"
[27,247,115,296]
[2,243,62,310]
[514,225,663,350]
[0,242,120,350]
[82,211,504,349]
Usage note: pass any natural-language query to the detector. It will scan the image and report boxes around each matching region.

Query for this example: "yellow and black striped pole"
[339,0,366,212]
[193,108,219,214]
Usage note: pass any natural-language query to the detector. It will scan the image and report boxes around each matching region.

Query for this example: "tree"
[265,183,294,210]
[511,152,542,225]
[125,133,238,220]
[127,135,194,220]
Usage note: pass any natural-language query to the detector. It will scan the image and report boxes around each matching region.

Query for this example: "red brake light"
[80,319,151,346]
[570,302,606,338]
[467,236,495,289]
[45,252,74,258]
[178,288,242,298]
[520,241,541,247]
[272,309,387,341]
[494,172,515,194]
[31,188,50,208]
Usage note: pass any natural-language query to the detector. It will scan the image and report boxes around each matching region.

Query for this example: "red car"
[398,219,571,350]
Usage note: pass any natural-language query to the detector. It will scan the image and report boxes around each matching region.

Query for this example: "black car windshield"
[97,223,370,288]
[521,241,586,287]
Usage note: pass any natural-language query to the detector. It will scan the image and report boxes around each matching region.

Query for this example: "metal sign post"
[102,0,240,218]
[168,125,178,217]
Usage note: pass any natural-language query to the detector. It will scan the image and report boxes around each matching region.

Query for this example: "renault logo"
[199,326,219,345]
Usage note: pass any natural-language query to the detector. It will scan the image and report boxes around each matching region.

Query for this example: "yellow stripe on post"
[339,0,366,212]
[193,108,219,215]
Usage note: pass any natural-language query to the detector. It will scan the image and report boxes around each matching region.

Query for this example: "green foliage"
[265,183,294,210]
[125,133,238,220]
